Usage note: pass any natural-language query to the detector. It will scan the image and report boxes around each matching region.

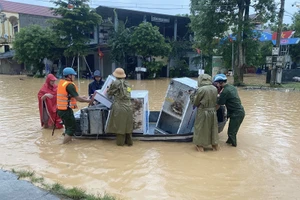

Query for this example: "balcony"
[0,36,15,44]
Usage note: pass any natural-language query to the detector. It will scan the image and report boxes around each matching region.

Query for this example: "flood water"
[0,75,299,199]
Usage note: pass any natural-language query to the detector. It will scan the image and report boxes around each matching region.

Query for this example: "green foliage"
[50,0,102,57]
[169,59,190,77]
[108,21,132,66]
[144,61,164,78]
[290,12,300,62]
[11,169,116,200]
[190,0,276,85]
[11,169,35,178]
[169,40,192,58]
[13,25,55,74]
[130,22,171,58]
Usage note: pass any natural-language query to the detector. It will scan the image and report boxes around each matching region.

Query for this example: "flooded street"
[0,75,300,199]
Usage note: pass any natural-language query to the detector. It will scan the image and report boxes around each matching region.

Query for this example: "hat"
[213,74,227,82]
[113,68,126,78]
[63,67,77,76]
[93,70,101,77]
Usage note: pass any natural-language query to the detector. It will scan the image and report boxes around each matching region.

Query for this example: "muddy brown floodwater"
[0,75,299,199]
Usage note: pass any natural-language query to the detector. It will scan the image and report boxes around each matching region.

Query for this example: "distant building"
[0,0,56,74]
[95,6,196,77]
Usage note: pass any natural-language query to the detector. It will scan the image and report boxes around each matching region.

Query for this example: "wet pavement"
[0,170,60,200]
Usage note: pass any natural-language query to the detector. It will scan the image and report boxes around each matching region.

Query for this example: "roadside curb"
[0,170,60,200]
[243,86,300,92]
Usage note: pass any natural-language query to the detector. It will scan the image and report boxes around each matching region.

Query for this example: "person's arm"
[190,88,204,108]
[107,81,119,97]
[41,93,53,100]
[75,96,91,103]
[67,84,91,103]
[88,82,93,97]
[216,89,228,109]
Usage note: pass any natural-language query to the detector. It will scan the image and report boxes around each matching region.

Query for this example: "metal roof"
[0,0,55,18]
[0,50,14,59]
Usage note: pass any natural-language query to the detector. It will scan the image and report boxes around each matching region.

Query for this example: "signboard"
[151,16,170,23]
[266,56,272,64]
[271,38,300,45]
[272,47,279,55]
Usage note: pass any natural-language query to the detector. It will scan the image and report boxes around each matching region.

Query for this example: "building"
[0,0,57,74]
[0,1,195,77]
[95,6,196,77]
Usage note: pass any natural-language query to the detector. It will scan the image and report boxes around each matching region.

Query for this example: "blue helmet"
[213,74,227,82]
[63,67,77,76]
[93,70,101,77]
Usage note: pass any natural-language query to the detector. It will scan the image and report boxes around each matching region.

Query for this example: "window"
[13,25,18,34]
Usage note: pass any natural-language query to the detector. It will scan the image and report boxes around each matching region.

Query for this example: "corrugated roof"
[0,50,14,59]
[0,0,55,17]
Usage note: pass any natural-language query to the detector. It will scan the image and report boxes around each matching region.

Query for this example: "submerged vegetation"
[11,169,116,200]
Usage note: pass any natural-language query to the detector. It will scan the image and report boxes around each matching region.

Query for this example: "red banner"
[272,31,295,40]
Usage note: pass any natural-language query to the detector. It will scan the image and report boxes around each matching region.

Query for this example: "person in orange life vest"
[38,74,63,129]
[57,67,91,144]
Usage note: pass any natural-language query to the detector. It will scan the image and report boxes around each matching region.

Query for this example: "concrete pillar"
[114,11,118,31]
[174,18,177,41]
[100,57,104,76]
[112,63,116,74]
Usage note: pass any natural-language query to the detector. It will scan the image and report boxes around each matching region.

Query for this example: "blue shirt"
[88,79,104,97]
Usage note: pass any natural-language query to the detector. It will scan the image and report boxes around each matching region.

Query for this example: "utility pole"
[270,0,285,86]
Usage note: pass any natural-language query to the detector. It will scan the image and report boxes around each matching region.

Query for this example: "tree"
[13,25,57,75]
[289,12,300,63]
[130,22,171,78]
[50,0,102,57]
[190,0,276,85]
[130,22,171,60]
[109,21,133,67]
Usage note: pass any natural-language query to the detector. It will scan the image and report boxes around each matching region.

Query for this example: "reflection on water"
[0,75,300,199]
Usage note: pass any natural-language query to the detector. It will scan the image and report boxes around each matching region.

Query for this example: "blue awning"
[272,38,300,45]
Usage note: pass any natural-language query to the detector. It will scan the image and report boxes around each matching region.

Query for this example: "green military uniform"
[105,79,133,146]
[218,84,245,146]
[57,83,78,136]
[190,74,219,147]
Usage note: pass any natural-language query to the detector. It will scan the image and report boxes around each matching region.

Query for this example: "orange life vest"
[57,79,78,110]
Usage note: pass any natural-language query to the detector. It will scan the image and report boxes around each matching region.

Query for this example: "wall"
[0,59,23,74]
[19,14,52,28]
[187,52,199,71]
[282,69,300,82]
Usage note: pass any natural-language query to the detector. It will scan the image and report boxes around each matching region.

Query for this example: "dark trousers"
[57,108,75,136]
[227,114,245,146]
[116,134,133,146]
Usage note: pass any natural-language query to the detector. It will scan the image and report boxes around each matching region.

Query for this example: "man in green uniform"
[214,74,245,147]
[57,67,91,144]
[190,74,219,152]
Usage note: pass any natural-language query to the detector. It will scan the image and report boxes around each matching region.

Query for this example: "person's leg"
[196,145,204,152]
[116,134,125,146]
[125,133,133,146]
[59,109,75,144]
[227,115,245,147]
